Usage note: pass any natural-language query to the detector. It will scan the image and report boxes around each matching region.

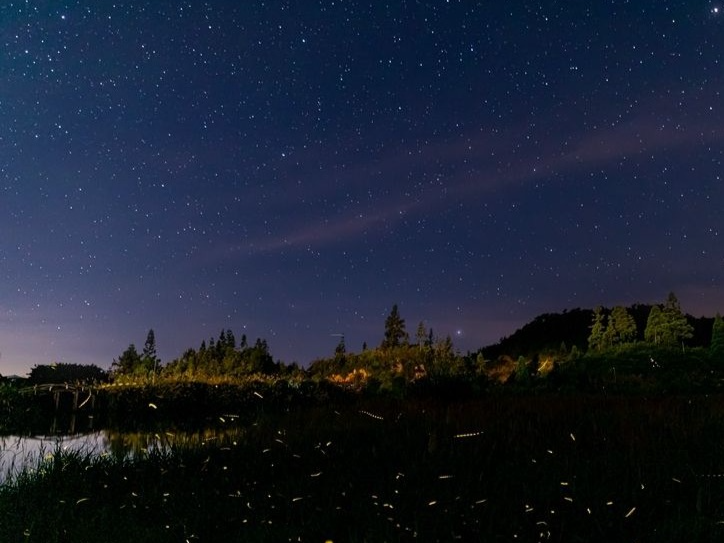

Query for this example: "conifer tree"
[142,329,159,361]
[662,292,694,350]
[382,304,407,349]
[112,344,142,376]
[645,293,693,350]
[644,305,665,345]
[335,335,346,355]
[609,305,637,345]
[142,329,161,377]
[225,329,237,350]
[588,306,607,352]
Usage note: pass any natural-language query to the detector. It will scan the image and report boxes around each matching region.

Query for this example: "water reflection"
[0,423,248,483]
[0,432,105,483]
[103,425,248,457]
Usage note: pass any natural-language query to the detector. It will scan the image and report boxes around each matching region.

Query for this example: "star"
[0,0,722,376]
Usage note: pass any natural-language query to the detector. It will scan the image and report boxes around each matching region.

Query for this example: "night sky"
[2,1,723,376]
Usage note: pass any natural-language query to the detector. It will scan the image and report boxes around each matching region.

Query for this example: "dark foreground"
[2,395,724,542]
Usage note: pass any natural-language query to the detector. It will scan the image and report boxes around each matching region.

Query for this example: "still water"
[0,433,106,483]
[0,416,247,483]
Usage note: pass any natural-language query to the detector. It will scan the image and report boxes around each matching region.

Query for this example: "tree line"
[587,292,696,352]
[10,293,724,392]
[111,328,291,382]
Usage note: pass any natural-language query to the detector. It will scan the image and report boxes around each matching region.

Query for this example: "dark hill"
[481,308,593,360]
[480,305,715,360]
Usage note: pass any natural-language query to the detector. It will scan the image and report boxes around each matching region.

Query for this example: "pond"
[0,416,249,483]
[0,433,105,483]
[2,396,724,541]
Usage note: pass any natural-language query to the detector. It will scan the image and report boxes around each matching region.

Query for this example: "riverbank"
[2,395,723,542]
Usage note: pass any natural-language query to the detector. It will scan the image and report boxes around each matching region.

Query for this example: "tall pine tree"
[662,292,694,350]
[587,306,607,352]
[382,304,407,349]
[142,329,160,374]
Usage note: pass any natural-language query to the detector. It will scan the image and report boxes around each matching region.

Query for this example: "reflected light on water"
[0,433,106,483]
[0,425,247,483]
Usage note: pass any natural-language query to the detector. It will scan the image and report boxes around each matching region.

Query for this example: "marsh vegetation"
[2,396,724,542]
[2,298,723,541]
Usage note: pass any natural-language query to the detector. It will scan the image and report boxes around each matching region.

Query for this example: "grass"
[1,395,724,542]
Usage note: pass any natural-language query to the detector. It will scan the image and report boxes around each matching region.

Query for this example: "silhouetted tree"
[28,363,107,385]
[335,335,346,356]
[112,344,143,376]
[381,304,407,349]
[246,338,276,374]
[225,329,237,350]
[142,329,160,375]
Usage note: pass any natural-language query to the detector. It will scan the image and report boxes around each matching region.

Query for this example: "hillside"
[480,305,715,360]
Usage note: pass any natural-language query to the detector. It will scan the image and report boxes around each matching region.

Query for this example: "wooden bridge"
[18,383,98,412]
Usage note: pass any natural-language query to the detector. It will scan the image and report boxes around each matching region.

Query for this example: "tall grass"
[1,395,724,542]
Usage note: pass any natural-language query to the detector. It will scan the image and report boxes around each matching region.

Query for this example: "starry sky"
[2,1,723,376]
